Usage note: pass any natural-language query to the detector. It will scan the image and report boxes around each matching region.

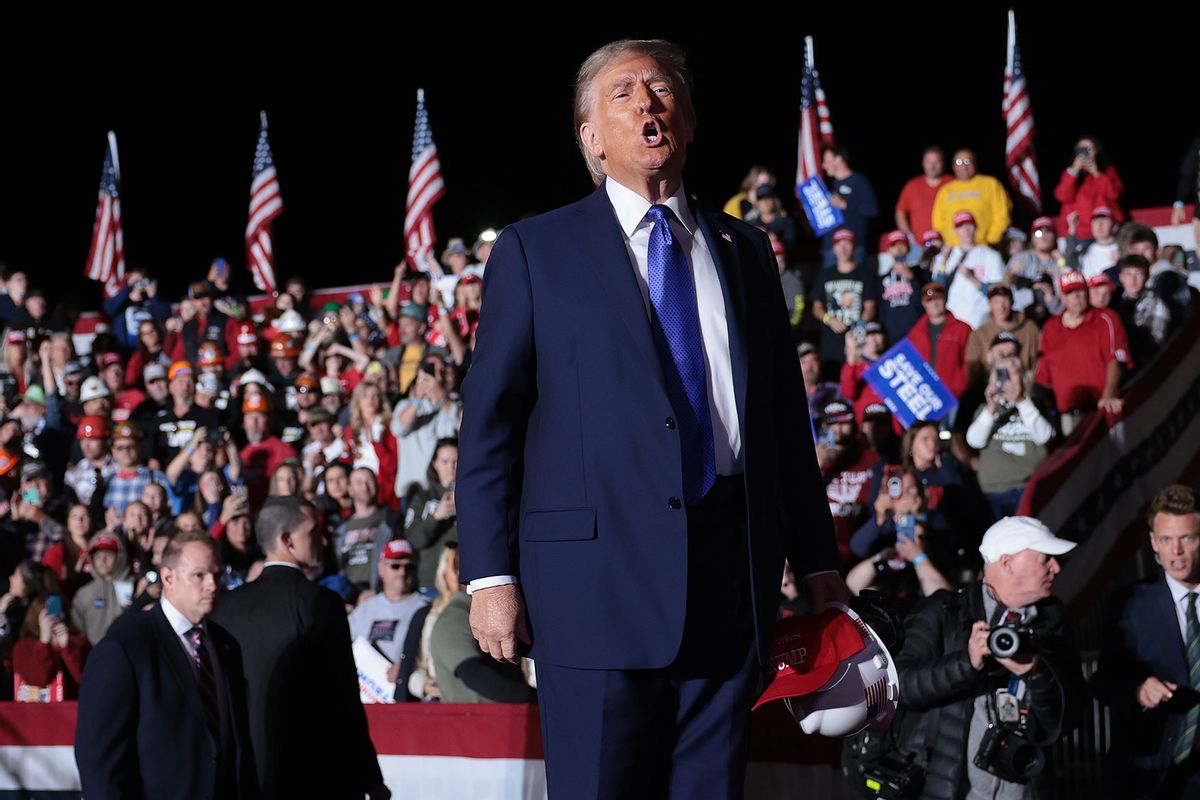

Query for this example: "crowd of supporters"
[0,232,549,704]
[743,141,1195,618]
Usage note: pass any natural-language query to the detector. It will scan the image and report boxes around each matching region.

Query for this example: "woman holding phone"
[11,562,89,701]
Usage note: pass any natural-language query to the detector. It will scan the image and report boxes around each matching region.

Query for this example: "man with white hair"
[458,38,845,797]
[893,517,1084,799]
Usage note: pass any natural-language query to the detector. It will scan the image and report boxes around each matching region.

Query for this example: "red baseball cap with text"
[753,610,867,710]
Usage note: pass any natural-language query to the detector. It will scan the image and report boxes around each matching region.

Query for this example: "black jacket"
[1092,574,1197,798]
[209,564,382,800]
[895,584,1084,800]
[74,604,258,800]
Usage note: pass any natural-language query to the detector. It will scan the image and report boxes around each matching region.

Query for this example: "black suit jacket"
[1093,574,1196,795]
[210,564,382,800]
[74,604,258,800]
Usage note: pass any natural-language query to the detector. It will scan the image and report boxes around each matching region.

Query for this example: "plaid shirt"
[64,456,118,507]
[103,467,169,515]
[22,516,65,563]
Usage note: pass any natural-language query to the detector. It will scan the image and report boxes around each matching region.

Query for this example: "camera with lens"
[857,753,924,799]
[988,624,1036,659]
[973,723,1044,783]
[844,727,924,800]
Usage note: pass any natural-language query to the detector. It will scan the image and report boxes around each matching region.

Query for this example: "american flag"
[84,132,126,298]
[1003,10,1041,212]
[795,35,835,190]
[246,110,283,294]
[404,88,446,275]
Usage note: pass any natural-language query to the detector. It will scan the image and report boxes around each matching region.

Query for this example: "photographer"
[1052,137,1124,233]
[100,268,170,353]
[965,355,1054,520]
[893,517,1084,799]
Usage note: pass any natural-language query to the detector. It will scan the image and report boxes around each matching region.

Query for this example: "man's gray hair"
[573,39,696,185]
[256,495,316,555]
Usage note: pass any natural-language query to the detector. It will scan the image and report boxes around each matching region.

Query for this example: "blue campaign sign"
[795,177,845,237]
[862,340,958,428]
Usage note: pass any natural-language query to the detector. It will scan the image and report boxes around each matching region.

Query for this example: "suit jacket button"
[665,417,677,430]
[668,497,682,510]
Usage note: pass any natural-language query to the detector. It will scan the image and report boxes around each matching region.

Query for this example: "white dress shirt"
[160,596,205,664]
[1165,573,1200,643]
[605,178,741,473]
[467,178,741,595]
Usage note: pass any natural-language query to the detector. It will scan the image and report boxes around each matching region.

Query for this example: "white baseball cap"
[979,516,1076,564]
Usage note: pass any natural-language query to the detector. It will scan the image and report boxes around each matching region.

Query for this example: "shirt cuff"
[465,575,519,595]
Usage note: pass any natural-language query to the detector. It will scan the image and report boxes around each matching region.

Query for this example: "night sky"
[3,10,1192,309]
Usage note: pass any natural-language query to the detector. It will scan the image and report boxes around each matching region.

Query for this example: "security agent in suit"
[458,39,848,798]
[1094,485,1200,798]
[209,497,389,800]
[75,529,258,800]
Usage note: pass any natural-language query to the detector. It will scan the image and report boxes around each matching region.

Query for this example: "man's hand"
[1066,211,1080,237]
[829,194,848,210]
[827,317,848,335]
[969,621,991,670]
[804,573,851,614]
[469,583,531,665]
[1098,394,1124,415]
[1171,206,1188,226]
[386,663,401,684]
[996,654,1036,676]
[1137,676,1178,709]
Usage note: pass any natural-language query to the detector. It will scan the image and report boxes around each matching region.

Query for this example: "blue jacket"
[102,285,170,351]
[457,184,838,670]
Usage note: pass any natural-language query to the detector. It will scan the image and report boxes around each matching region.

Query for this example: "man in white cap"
[892,516,1084,799]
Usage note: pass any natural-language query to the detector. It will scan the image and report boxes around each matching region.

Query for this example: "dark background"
[2,9,1193,307]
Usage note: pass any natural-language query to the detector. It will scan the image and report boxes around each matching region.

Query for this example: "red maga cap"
[381,539,416,561]
[1059,270,1087,294]
[952,211,976,227]
[753,610,867,710]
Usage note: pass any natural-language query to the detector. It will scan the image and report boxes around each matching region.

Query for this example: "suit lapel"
[576,187,750,420]
[692,204,749,433]
[1154,576,1191,683]
[152,604,216,748]
[576,187,668,396]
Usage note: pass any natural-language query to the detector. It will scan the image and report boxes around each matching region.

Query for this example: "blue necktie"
[645,204,716,505]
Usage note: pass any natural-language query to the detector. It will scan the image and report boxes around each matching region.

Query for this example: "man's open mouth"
[642,120,663,145]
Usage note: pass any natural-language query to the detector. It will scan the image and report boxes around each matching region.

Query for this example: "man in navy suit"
[1095,484,1200,798]
[457,39,847,798]
[75,529,258,800]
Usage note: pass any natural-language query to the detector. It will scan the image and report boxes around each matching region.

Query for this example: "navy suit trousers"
[536,476,759,799]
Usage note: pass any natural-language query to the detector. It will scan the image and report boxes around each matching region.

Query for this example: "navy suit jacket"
[457,183,839,670]
[75,604,257,800]
[1094,574,1196,792]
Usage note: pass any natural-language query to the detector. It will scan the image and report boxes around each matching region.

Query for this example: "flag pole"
[107,131,120,182]
[1007,9,1018,77]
